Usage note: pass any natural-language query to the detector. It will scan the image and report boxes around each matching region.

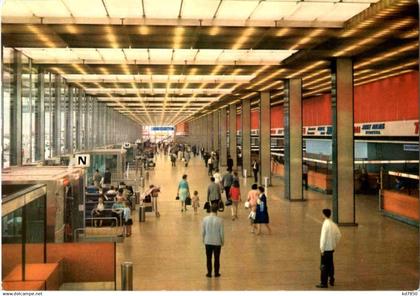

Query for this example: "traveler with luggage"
[178,174,191,212]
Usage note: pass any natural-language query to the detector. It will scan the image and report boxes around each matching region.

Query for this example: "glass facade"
[1,48,141,168]
[2,47,13,168]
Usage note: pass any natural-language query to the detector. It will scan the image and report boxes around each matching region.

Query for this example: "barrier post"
[121,262,133,290]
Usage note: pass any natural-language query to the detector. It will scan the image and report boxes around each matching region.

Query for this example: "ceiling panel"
[217,0,259,20]
[144,0,182,19]
[182,0,220,19]
[104,0,142,18]
[2,0,33,17]
[250,2,299,21]
[63,0,107,18]
[317,3,370,22]
[285,3,335,21]
[23,0,70,17]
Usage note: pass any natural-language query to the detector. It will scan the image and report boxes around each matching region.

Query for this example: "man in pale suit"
[202,203,224,278]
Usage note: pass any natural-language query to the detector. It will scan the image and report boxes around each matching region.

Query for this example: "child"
[123,201,133,237]
[230,180,241,220]
[192,190,200,214]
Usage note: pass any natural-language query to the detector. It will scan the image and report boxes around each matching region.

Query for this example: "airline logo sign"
[354,120,418,136]
[302,120,418,137]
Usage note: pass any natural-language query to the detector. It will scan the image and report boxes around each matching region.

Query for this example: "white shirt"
[213,172,222,184]
[320,218,341,253]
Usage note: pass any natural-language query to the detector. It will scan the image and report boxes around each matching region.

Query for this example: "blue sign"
[151,126,174,131]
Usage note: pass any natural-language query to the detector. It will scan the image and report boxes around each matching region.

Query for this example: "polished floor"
[116,153,419,291]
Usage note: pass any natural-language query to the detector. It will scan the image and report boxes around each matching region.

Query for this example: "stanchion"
[264,176,269,191]
[121,262,133,290]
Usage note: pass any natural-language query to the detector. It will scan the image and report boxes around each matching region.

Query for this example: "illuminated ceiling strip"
[97,97,218,102]
[26,25,57,47]
[334,18,415,57]
[232,27,255,50]
[289,29,325,50]
[354,69,415,86]
[288,61,327,78]
[251,69,286,87]
[259,80,282,91]
[54,74,255,83]
[354,42,418,69]
[85,88,235,95]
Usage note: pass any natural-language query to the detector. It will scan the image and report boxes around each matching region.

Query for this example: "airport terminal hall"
[1,0,419,292]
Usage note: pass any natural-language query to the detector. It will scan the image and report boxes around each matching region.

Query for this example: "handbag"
[218,200,225,212]
[203,201,211,212]
[175,195,179,200]
[244,201,250,209]
[248,211,256,220]
[185,196,192,206]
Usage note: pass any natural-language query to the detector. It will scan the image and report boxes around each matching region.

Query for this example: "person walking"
[178,174,191,212]
[207,177,221,207]
[252,160,259,184]
[208,155,214,176]
[303,162,309,190]
[316,209,342,288]
[93,169,102,188]
[202,203,224,278]
[247,184,259,233]
[229,180,241,220]
[184,150,191,167]
[227,155,234,172]
[222,170,234,202]
[254,186,272,235]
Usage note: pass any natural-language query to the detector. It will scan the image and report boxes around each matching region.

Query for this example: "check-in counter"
[382,189,419,225]
[271,160,331,193]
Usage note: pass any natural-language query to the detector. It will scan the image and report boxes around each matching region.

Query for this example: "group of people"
[89,169,134,237]
[171,142,342,288]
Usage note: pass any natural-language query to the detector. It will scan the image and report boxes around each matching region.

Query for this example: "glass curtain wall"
[45,72,53,159]
[2,47,13,168]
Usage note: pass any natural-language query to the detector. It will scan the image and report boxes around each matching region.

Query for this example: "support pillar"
[53,74,61,157]
[66,86,73,154]
[213,111,219,155]
[220,107,227,166]
[83,96,89,150]
[75,89,82,151]
[229,104,237,170]
[331,58,357,226]
[284,79,304,201]
[242,98,251,177]
[35,68,45,162]
[10,50,22,165]
[207,113,213,151]
[259,91,271,185]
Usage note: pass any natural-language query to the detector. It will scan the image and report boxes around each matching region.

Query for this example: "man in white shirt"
[316,208,341,288]
[202,203,224,278]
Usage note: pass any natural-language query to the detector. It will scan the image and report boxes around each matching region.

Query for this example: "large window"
[2,47,13,168]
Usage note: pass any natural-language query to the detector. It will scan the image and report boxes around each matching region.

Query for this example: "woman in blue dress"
[178,174,190,212]
[254,186,272,235]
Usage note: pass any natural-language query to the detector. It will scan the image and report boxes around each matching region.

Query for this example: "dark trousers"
[224,187,231,200]
[208,164,213,176]
[253,170,258,183]
[303,173,308,190]
[320,251,335,286]
[205,244,221,275]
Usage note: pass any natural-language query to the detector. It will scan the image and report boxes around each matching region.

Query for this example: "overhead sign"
[74,154,90,167]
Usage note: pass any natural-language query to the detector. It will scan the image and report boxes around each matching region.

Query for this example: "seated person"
[395,177,406,191]
[86,183,98,193]
[105,186,118,201]
[92,198,105,227]
[116,188,126,202]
